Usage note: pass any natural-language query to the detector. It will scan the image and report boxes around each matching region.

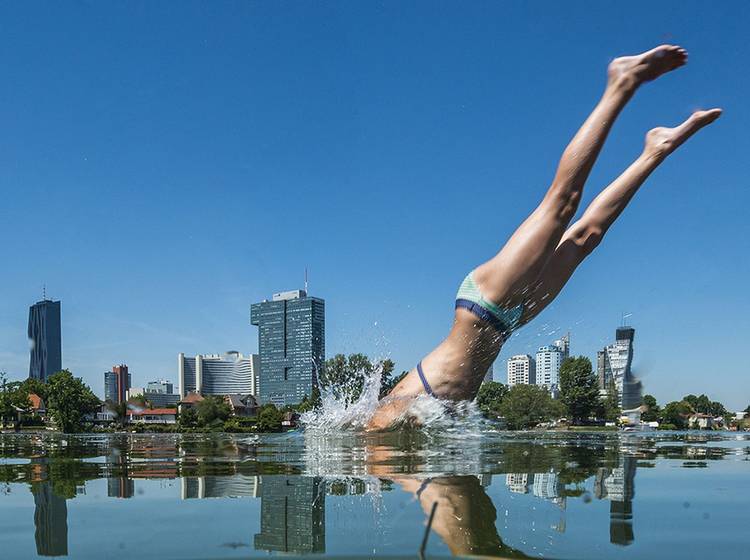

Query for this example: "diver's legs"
[520,108,722,323]
[474,45,687,307]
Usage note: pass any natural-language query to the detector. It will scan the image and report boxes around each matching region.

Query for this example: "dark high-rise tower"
[28,299,62,382]
[251,290,325,407]
[104,365,130,404]
[254,476,325,553]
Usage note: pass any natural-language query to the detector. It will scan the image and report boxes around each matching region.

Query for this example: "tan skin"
[394,476,530,558]
[368,45,722,431]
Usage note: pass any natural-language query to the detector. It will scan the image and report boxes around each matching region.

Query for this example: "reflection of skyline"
[4,433,661,558]
[181,474,260,499]
[505,471,567,533]
[107,450,134,499]
[32,482,68,557]
[254,476,325,554]
[505,471,566,505]
[595,455,637,546]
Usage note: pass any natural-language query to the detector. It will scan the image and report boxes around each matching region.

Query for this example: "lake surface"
[0,430,748,558]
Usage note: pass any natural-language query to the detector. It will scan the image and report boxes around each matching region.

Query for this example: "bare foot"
[608,45,688,89]
[645,108,723,158]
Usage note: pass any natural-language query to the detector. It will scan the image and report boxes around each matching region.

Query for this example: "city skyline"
[2,290,748,410]
[1,3,749,408]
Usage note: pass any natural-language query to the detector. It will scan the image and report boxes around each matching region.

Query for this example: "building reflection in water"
[254,476,325,554]
[180,474,260,499]
[31,482,68,557]
[594,455,637,546]
[107,449,134,499]
[505,470,567,533]
[15,434,645,558]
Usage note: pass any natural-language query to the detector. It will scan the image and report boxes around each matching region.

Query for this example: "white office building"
[178,351,259,398]
[536,345,564,392]
[147,379,173,394]
[507,354,536,386]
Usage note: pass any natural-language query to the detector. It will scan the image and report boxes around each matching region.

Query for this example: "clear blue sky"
[1,1,748,408]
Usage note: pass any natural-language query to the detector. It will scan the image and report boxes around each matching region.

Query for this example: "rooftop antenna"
[304,267,308,293]
[621,312,633,326]
[42,283,46,301]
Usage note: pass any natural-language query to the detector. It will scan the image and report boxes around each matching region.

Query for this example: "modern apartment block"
[507,354,536,386]
[104,365,131,404]
[147,379,173,394]
[251,290,325,407]
[534,333,570,392]
[28,299,62,382]
[597,326,641,411]
[178,352,259,398]
[144,379,179,407]
[536,345,564,391]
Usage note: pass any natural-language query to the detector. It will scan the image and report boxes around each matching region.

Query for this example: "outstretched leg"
[520,108,722,323]
[474,45,687,307]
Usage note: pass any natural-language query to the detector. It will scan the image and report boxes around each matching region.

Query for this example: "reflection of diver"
[32,482,68,557]
[396,475,530,558]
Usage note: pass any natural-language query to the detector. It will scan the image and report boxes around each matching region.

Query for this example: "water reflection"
[0,431,747,558]
[32,481,67,557]
[254,476,325,554]
[595,456,637,546]
[395,475,529,558]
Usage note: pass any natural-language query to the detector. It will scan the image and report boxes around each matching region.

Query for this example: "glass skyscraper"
[597,326,641,411]
[28,299,62,382]
[254,476,325,553]
[251,290,325,407]
[104,364,131,404]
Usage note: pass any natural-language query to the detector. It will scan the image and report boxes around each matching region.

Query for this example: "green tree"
[0,373,31,426]
[46,370,100,433]
[683,394,710,414]
[681,393,726,417]
[559,357,600,424]
[499,384,559,430]
[322,354,395,404]
[641,394,660,422]
[599,379,621,422]
[380,370,408,398]
[128,394,150,409]
[178,407,199,429]
[709,400,727,417]
[195,396,231,427]
[20,377,48,401]
[295,386,322,414]
[475,381,509,419]
[660,400,693,429]
[109,401,128,428]
[257,404,283,432]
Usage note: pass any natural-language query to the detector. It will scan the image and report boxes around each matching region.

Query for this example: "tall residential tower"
[507,354,536,386]
[597,326,641,411]
[251,289,325,407]
[28,299,62,382]
[104,365,131,404]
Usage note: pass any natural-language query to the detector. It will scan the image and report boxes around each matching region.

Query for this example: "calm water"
[0,430,748,558]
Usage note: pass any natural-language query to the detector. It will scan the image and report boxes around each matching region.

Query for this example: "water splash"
[300,360,385,433]
[300,359,488,436]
